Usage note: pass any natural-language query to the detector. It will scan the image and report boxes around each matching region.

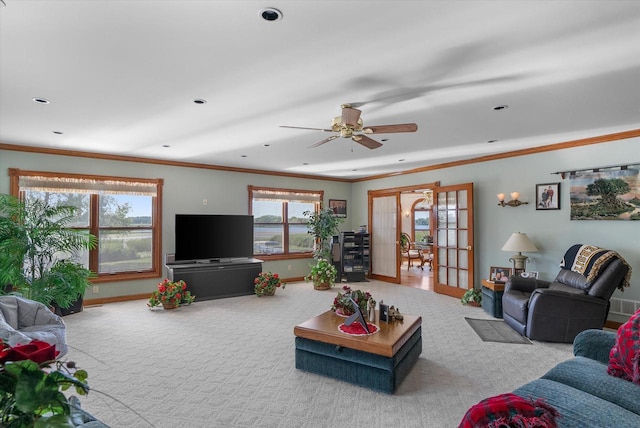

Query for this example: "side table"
[481,279,505,318]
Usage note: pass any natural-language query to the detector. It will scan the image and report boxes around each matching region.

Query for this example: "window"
[249,186,322,259]
[9,168,163,282]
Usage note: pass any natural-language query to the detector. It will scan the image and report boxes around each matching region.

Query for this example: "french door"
[369,192,401,283]
[433,182,474,298]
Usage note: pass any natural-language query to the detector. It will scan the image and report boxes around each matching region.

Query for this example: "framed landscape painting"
[536,183,560,210]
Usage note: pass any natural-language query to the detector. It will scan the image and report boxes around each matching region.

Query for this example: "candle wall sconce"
[497,192,528,207]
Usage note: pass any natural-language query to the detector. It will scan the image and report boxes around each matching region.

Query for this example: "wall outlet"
[92,285,99,294]
[203,199,208,205]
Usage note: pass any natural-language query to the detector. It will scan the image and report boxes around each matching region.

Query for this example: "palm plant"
[0,194,96,309]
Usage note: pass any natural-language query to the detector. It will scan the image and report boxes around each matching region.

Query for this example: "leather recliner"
[502,248,630,343]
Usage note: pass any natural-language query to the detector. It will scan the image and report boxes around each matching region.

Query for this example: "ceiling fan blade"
[308,135,339,148]
[363,123,418,134]
[341,106,362,126]
[280,125,333,132]
[352,134,383,149]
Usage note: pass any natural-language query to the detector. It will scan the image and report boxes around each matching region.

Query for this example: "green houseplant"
[461,288,482,306]
[0,194,96,311]
[0,347,89,427]
[305,258,338,290]
[304,208,344,259]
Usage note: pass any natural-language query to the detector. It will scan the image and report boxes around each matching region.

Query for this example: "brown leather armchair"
[502,245,631,343]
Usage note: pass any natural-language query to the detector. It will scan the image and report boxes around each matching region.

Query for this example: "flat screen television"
[174,214,254,262]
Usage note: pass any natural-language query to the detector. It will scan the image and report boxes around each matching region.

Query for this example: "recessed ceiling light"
[241,155,247,158]
[381,139,389,142]
[263,144,271,147]
[493,105,508,110]
[162,145,170,148]
[193,99,207,104]
[398,159,405,162]
[260,8,282,21]
[303,163,309,165]
[487,139,498,143]
[32,97,50,104]
[352,169,358,172]
[52,131,63,135]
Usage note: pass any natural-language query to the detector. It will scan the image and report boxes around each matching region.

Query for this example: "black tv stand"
[166,258,262,301]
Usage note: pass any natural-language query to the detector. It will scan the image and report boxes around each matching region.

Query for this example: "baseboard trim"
[84,293,149,306]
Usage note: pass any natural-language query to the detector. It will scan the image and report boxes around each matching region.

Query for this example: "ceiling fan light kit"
[281,104,418,149]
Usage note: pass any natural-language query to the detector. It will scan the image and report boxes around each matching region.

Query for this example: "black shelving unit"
[340,232,370,282]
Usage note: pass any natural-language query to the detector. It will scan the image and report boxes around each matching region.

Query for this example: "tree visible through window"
[9,169,162,282]
[249,186,322,258]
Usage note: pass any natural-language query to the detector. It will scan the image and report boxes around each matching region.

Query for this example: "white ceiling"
[1,1,639,179]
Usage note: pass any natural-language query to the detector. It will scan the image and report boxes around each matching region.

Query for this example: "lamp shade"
[501,232,538,253]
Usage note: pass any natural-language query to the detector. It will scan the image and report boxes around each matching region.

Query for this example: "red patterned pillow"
[458,393,558,428]
[607,308,640,384]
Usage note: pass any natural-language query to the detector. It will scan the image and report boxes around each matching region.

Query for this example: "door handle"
[467,245,472,251]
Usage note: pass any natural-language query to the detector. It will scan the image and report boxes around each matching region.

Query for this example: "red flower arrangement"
[148,279,195,308]
[254,271,286,296]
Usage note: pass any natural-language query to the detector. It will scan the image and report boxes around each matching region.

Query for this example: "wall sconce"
[404,210,411,217]
[497,192,528,207]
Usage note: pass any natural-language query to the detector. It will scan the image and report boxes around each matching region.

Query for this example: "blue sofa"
[513,329,640,428]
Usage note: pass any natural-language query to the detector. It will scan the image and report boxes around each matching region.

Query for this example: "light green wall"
[350,137,639,322]
[1,137,638,322]
[0,151,351,298]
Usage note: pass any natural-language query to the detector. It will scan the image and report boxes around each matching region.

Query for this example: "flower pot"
[314,281,332,290]
[162,301,178,310]
[261,288,276,296]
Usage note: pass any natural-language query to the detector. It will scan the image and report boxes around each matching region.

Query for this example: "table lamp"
[501,232,538,271]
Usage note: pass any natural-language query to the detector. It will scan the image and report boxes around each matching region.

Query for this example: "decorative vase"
[162,301,178,310]
[314,281,331,290]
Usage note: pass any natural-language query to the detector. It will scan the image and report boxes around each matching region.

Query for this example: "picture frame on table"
[489,266,513,283]
[536,182,560,210]
[328,199,347,217]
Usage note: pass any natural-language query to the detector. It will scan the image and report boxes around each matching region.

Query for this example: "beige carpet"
[63,280,573,427]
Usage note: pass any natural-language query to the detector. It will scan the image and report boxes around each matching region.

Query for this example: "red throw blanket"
[459,393,558,428]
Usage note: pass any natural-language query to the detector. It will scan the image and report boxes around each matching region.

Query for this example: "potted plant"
[461,288,482,306]
[331,286,375,316]
[0,339,91,427]
[254,271,285,297]
[0,194,96,313]
[305,258,338,290]
[304,208,344,259]
[147,279,195,309]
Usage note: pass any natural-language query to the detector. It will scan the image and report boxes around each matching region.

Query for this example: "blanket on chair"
[560,244,631,291]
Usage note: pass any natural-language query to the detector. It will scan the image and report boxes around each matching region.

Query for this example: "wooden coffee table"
[294,310,422,393]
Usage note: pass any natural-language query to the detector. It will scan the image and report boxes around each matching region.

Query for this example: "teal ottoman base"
[295,327,422,394]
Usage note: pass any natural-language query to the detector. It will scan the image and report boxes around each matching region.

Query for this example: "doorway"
[368,181,474,297]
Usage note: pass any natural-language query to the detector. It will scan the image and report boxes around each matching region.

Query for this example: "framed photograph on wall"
[489,266,513,283]
[329,199,347,217]
[536,182,560,210]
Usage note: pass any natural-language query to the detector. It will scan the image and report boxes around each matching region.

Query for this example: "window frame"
[9,168,163,283]
[248,185,323,261]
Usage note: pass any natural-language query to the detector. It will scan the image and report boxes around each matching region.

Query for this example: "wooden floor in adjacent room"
[400,262,433,291]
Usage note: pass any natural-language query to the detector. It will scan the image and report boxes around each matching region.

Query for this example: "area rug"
[465,318,532,344]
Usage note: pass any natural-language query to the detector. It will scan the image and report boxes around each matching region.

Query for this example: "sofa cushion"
[514,378,640,428]
[542,356,640,415]
[608,308,640,384]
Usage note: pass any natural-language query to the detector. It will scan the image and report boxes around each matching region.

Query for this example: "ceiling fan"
[280,104,418,149]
